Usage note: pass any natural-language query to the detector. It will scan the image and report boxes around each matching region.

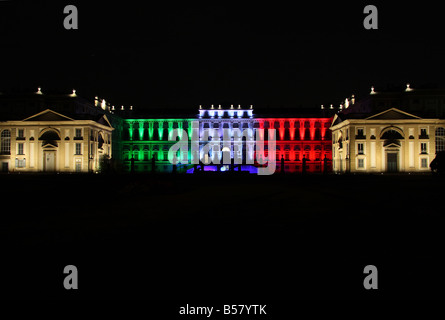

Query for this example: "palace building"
[5,84,445,175]
[0,89,335,174]
[0,109,113,173]
[330,85,445,173]
[122,106,333,174]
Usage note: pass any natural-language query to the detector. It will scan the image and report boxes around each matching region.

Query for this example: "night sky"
[1,1,445,110]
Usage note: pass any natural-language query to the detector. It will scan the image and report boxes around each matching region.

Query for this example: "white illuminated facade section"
[197,105,255,165]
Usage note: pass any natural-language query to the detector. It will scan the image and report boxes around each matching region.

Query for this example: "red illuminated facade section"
[255,118,332,173]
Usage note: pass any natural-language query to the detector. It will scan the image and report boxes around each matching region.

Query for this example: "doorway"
[387,152,398,173]
[1,162,8,172]
[44,152,56,172]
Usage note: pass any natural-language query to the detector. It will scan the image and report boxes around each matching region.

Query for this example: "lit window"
[75,143,82,155]
[17,129,25,138]
[15,158,26,168]
[75,129,82,138]
[358,158,364,168]
[357,128,364,137]
[1,130,11,155]
[75,159,82,172]
[17,143,24,155]
[436,127,445,153]
[421,143,427,154]
[358,143,364,155]
[421,158,428,168]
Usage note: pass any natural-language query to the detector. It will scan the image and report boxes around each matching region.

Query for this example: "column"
[299,120,305,140]
[310,120,316,140]
[148,121,154,140]
[289,120,296,141]
[158,121,164,141]
[168,121,174,140]
[128,121,134,141]
[409,141,414,168]
[321,121,327,140]
[65,141,70,168]
[138,121,145,141]
[279,120,285,141]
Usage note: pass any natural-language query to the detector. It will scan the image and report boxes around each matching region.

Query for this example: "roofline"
[330,118,445,131]
[365,107,422,120]
[23,109,75,121]
[0,119,114,131]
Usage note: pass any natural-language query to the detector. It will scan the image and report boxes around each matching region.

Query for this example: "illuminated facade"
[122,106,333,173]
[122,118,196,173]
[0,88,127,169]
[0,109,113,173]
[331,108,445,173]
[255,117,332,173]
[331,85,445,173]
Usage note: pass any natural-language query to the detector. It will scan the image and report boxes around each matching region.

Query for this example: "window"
[357,128,364,137]
[75,159,82,172]
[358,158,364,168]
[75,143,82,155]
[1,130,11,155]
[357,143,364,155]
[75,129,82,138]
[421,158,428,168]
[421,143,428,154]
[17,143,24,155]
[17,129,25,139]
[436,127,445,153]
[420,128,428,137]
[15,158,26,168]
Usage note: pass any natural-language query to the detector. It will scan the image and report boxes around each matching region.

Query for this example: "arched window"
[436,127,445,153]
[381,129,404,140]
[1,130,11,155]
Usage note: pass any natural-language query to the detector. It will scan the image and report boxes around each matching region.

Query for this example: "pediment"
[383,141,401,148]
[366,108,421,120]
[42,142,58,149]
[24,109,75,122]
[331,114,344,127]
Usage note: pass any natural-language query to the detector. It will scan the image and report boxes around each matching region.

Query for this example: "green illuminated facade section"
[123,119,194,173]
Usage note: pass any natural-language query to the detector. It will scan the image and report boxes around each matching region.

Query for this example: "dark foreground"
[1,172,444,301]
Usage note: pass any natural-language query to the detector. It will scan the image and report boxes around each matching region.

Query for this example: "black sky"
[1,1,445,110]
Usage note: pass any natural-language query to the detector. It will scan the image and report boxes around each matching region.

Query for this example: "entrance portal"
[44,152,56,172]
[387,152,398,173]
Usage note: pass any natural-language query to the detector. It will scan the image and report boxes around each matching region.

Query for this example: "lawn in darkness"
[1,173,444,299]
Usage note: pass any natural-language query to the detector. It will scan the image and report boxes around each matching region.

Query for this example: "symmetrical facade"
[331,108,445,173]
[0,109,113,173]
[122,105,333,173]
[4,84,445,175]
[330,85,445,173]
